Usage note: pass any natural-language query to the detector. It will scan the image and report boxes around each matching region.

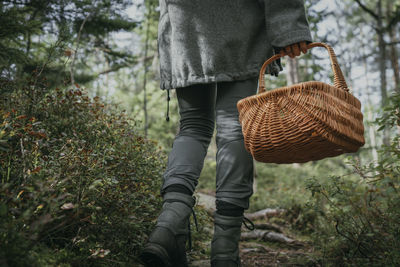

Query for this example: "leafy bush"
[0,74,165,265]
[306,94,400,266]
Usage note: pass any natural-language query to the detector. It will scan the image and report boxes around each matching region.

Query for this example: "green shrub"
[306,94,400,266]
[0,75,165,266]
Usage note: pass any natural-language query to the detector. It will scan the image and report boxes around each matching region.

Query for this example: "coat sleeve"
[263,0,312,48]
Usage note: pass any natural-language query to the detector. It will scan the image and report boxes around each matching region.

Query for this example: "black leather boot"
[211,213,243,267]
[140,192,195,267]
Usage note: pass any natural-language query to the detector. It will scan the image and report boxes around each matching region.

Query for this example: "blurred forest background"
[1,0,399,266]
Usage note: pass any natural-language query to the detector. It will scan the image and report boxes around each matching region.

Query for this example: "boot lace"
[187,208,199,250]
[243,216,255,230]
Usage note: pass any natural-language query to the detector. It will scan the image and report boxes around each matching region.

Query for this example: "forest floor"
[191,240,317,267]
[190,192,319,267]
[136,191,319,266]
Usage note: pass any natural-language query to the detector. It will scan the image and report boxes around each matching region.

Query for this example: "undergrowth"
[0,75,165,265]
[306,94,400,266]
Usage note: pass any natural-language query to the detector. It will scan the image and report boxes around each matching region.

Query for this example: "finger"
[285,46,294,58]
[299,42,308,54]
[292,43,301,57]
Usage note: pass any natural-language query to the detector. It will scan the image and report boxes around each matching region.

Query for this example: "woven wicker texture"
[237,42,365,163]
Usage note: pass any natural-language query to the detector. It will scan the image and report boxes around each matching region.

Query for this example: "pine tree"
[0,0,139,86]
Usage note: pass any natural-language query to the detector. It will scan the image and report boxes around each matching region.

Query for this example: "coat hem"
[160,64,282,90]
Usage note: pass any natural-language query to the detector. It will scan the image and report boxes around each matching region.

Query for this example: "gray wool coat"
[157,0,312,90]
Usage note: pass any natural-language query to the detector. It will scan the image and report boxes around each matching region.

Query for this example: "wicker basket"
[237,42,365,164]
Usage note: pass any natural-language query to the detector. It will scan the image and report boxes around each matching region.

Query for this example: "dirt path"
[191,238,316,267]
[239,241,317,266]
[191,193,319,267]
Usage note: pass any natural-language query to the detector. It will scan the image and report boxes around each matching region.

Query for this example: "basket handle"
[258,42,349,94]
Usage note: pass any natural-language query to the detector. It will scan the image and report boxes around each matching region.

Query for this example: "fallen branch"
[244,208,285,221]
[253,223,283,233]
[241,242,273,254]
[241,229,295,244]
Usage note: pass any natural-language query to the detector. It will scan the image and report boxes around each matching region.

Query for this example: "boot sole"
[140,242,171,267]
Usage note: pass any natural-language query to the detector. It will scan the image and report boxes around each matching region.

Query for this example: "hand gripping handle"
[258,42,349,94]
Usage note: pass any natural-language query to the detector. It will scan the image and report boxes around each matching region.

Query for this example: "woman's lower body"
[141,78,257,267]
[162,77,257,208]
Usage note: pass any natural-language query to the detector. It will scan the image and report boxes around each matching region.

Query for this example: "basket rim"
[237,80,360,107]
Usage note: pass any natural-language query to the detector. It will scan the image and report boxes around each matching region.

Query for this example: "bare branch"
[385,40,400,46]
[386,6,400,30]
[354,0,379,20]
[70,13,91,85]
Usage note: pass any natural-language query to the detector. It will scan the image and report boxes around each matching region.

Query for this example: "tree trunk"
[386,1,400,136]
[286,57,299,85]
[142,8,151,137]
[388,32,400,94]
[386,1,400,94]
[361,31,379,164]
[377,0,390,146]
[366,86,379,165]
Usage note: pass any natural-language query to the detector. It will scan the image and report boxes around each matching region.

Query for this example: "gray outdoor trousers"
[161,78,257,209]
